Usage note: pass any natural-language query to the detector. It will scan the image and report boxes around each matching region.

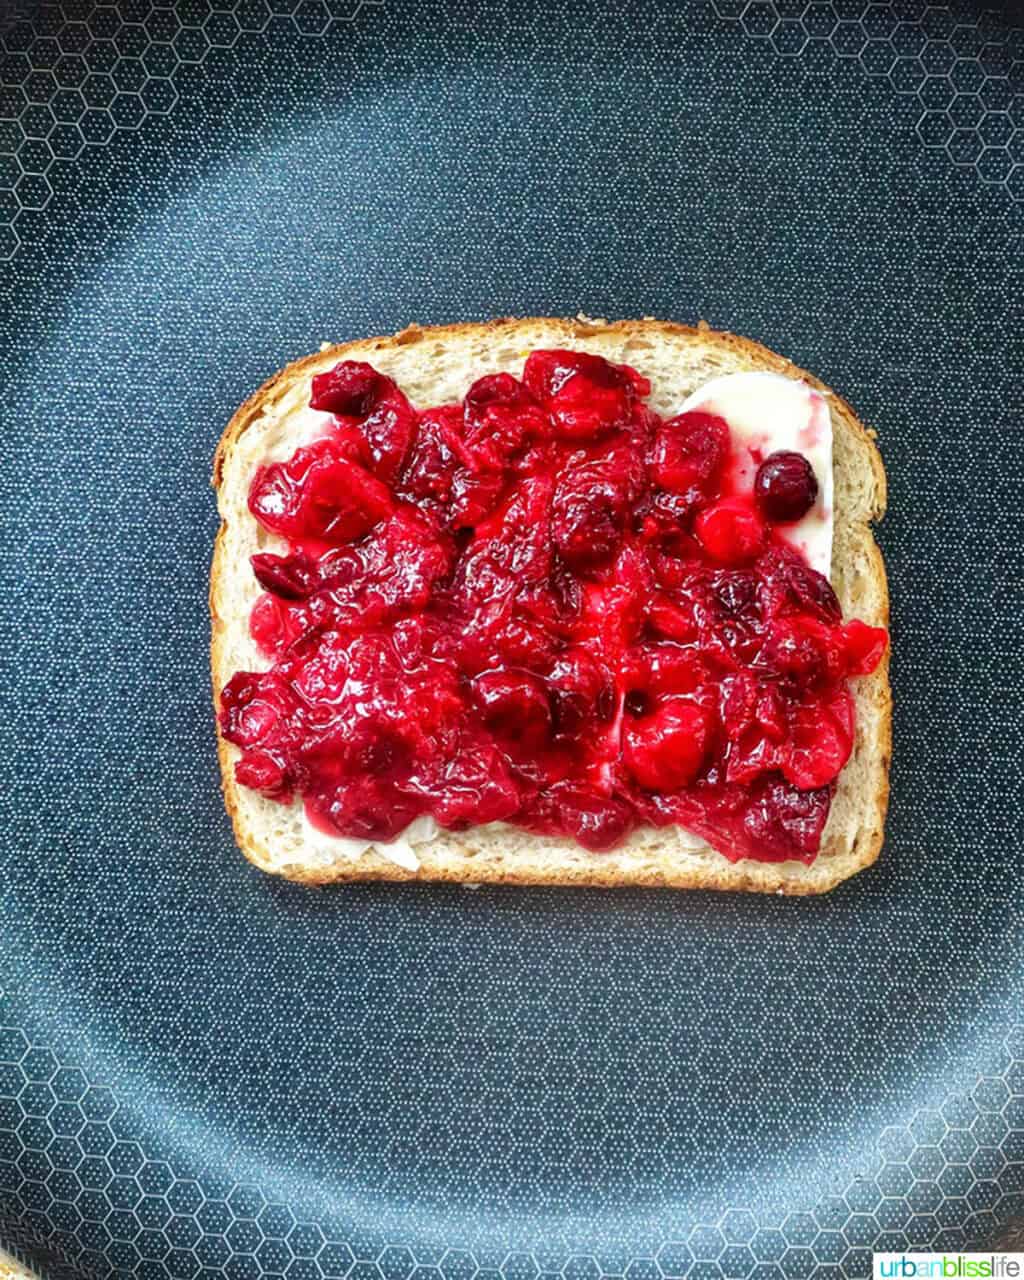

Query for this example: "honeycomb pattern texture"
[1,1,1023,262]
[711,2,1024,201]
[1,0,1023,1278]
[1,997,1023,1280]
[0,0,383,261]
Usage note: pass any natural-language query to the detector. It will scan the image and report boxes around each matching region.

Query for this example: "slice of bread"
[211,318,890,894]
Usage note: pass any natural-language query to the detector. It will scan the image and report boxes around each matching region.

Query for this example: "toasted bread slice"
[211,318,890,893]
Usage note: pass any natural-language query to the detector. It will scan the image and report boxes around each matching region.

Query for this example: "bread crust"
[210,318,891,893]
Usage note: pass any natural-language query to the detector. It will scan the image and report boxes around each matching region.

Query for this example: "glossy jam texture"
[220,351,887,863]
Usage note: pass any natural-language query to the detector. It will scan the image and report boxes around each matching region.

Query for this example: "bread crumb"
[319,341,331,352]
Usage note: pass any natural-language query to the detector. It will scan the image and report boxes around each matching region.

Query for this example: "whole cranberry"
[754,451,819,523]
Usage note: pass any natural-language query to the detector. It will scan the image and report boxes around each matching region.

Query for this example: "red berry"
[249,444,393,543]
[783,697,853,789]
[764,616,844,684]
[310,361,416,482]
[522,349,641,440]
[540,782,634,851]
[463,372,546,466]
[694,497,767,563]
[649,410,729,499]
[472,670,552,746]
[235,750,291,799]
[740,777,833,864]
[250,552,320,600]
[398,408,459,511]
[623,700,709,791]
[248,594,308,658]
[754,450,819,523]
[841,619,888,676]
[219,672,287,748]
[768,548,841,621]
[310,361,382,416]
[563,792,633,851]
[551,443,640,570]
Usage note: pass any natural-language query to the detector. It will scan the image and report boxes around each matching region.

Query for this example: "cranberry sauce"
[219,351,887,862]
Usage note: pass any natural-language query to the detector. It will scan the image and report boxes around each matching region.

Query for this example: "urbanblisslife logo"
[874,1255,1024,1278]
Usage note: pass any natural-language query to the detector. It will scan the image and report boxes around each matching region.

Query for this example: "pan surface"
[1,1,1022,1277]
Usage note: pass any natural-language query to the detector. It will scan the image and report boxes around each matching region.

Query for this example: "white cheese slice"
[281,407,336,457]
[301,811,439,872]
